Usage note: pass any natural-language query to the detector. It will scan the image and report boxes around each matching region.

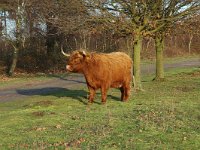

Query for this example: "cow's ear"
[80,50,89,58]
[82,50,87,57]
[79,50,90,59]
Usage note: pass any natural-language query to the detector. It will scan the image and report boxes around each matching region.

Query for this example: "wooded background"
[0,0,199,79]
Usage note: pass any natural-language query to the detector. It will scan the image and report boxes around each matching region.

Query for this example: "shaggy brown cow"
[62,50,133,104]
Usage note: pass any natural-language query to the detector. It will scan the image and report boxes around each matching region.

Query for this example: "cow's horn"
[61,45,70,57]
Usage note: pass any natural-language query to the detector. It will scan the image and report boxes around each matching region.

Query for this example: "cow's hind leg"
[120,84,130,102]
[123,84,131,102]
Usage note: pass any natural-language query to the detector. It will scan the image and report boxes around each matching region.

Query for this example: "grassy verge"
[0,73,83,89]
[141,55,200,65]
[0,74,51,89]
[0,68,200,149]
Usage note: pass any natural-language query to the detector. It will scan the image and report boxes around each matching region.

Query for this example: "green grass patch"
[0,74,51,89]
[0,73,82,89]
[0,68,200,149]
[141,55,200,65]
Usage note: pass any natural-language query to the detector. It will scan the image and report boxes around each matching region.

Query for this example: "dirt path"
[0,58,199,102]
[141,58,200,74]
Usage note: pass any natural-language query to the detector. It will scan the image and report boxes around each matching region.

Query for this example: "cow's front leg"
[88,87,96,104]
[101,86,108,104]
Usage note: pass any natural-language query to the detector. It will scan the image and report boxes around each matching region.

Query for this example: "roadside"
[141,57,200,74]
[0,74,86,102]
[0,58,199,102]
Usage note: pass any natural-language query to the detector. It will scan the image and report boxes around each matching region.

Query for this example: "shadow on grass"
[16,87,121,105]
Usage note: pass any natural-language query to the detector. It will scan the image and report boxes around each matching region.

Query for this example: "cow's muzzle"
[66,65,73,72]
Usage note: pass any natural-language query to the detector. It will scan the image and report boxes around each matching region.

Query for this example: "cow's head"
[64,50,89,73]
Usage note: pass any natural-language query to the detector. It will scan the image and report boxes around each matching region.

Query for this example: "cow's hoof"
[122,99,128,102]
[87,101,93,105]
[101,102,106,105]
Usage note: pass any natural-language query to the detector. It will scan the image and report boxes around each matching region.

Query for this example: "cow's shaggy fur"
[66,50,133,104]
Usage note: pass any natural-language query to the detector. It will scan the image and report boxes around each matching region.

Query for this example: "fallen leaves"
[0,75,15,82]
[32,111,45,117]
[55,124,62,129]
[32,124,62,132]
[65,138,86,148]
[35,127,46,131]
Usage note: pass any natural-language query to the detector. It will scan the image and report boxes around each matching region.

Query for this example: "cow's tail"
[131,63,135,89]
[132,75,136,88]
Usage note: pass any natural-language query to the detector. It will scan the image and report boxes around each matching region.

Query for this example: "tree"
[1,0,89,75]
[86,0,158,90]
[176,14,200,54]
[0,0,27,76]
[87,0,200,86]
[86,0,170,90]
[8,0,25,76]
[149,0,200,80]
[34,0,89,51]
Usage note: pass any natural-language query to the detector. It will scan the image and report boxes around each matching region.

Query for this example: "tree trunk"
[8,3,22,76]
[46,22,57,56]
[133,33,143,90]
[3,10,7,36]
[145,38,151,52]
[8,46,19,76]
[188,34,193,54]
[154,33,164,81]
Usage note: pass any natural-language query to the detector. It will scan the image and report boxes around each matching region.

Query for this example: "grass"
[0,73,83,89]
[0,74,51,89]
[0,68,200,149]
[141,54,200,65]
